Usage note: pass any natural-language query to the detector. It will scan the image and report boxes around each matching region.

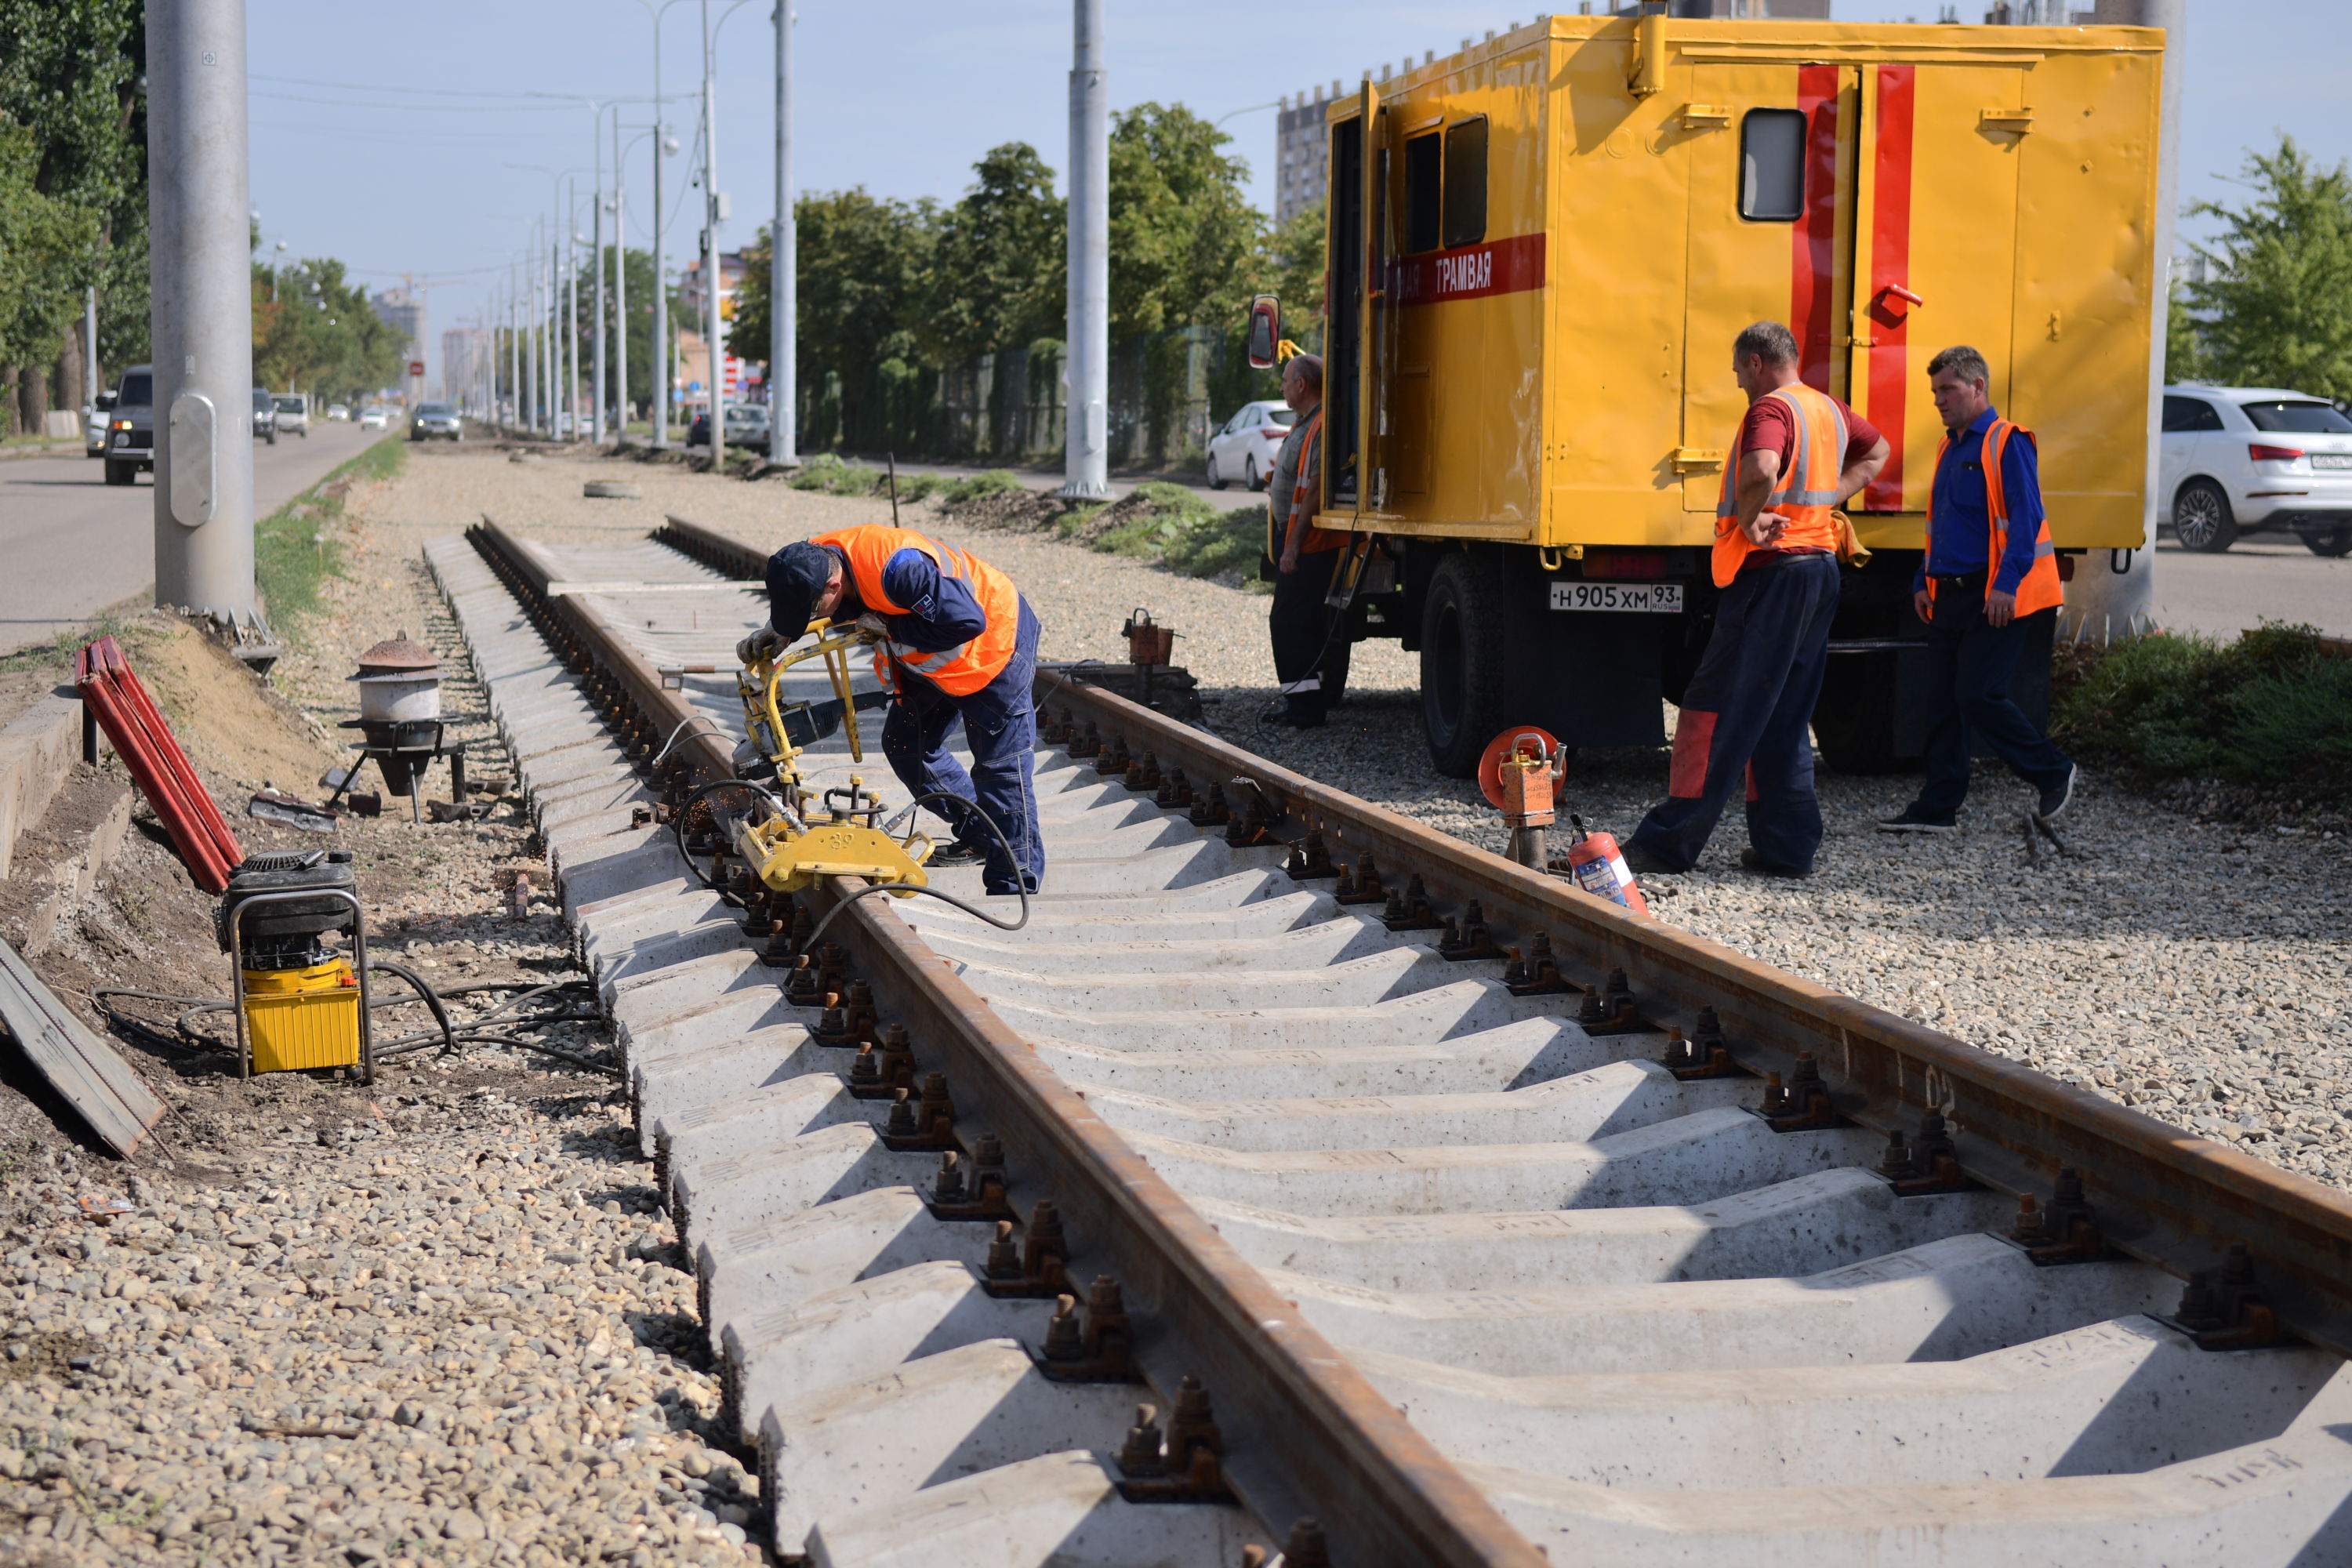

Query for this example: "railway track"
[427,514,2352,1566]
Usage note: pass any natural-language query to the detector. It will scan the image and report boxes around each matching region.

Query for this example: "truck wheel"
[2171,479,2236,552]
[1420,550,1508,777]
[103,460,130,487]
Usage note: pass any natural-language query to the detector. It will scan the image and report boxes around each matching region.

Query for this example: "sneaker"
[1619,844,1683,877]
[1739,848,1812,879]
[927,837,989,869]
[2036,763,2077,822]
[1876,806,1958,833]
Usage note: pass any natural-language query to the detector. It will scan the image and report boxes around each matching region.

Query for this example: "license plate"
[1550,581,1684,614]
[2312,454,2352,470]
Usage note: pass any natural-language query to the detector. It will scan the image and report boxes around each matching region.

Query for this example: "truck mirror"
[1246,296,1281,371]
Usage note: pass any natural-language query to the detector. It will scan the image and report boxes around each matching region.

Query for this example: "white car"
[327,404,350,422]
[359,407,389,430]
[1204,400,1298,492]
[2160,384,2352,556]
[272,394,309,437]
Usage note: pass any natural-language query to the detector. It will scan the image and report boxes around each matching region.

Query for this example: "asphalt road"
[2147,535,2352,642]
[0,419,382,656]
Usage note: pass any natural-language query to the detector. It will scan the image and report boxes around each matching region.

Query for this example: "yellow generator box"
[243,959,362,1073]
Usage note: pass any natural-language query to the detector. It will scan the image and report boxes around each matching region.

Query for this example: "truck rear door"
[1679,61,2031,521]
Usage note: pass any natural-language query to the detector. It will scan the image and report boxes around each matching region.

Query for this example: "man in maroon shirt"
[1624,321,1888,878]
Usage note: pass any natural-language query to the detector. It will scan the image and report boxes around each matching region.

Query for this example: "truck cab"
[1284,9,2161,775]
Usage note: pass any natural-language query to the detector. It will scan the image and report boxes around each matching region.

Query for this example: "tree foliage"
[919,142,1065,365]
[252,256,406,405]
[568,245,690,415]
[2184,136,2352,401]
[1106,103,1265,341]
[0,0,145,403]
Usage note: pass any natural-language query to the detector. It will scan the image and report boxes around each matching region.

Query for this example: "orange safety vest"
[1712,383,1849,589]
[1924,419,2064,617]
[1266,411,1347,559]
[809,525,1020,698]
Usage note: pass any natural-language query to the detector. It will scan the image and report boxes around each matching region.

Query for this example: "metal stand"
[226,886,373,1085]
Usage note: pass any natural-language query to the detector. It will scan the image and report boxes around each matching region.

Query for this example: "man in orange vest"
[1623,321,1888,878]
[1878,345,2074,832]
[743,526,1043,894]
[1264,353,1345,728]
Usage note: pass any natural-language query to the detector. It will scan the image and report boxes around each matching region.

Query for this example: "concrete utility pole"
[615,126,629,441]
[701,0,727,473]
[2067,0,2183,643]
[1062,0,1109,498]
[769,0,795,463]
[84,287,99,408]
[592,145,608,444]
[147,0,256,621]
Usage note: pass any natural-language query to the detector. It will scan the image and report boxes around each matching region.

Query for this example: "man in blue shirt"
[1879,346,2075,832]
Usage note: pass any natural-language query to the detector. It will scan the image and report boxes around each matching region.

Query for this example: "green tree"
[252,256,405,406]
[2164,280,2205,383]
[0,0,146,423]
[566,245,688,418]
[1267,198,1326,350]
[1107,103,1265,341]
[732,189,938,449]
[2186,136,2352,400]
[919,142,1065,365]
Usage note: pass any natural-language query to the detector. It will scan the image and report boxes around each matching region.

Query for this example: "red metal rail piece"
[75,635,243,893]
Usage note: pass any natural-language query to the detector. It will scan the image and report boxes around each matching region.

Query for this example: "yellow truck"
[1261,6,2163,775]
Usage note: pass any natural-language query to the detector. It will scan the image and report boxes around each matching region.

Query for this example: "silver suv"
[2160,384,2352,556]
[272,394,310,437]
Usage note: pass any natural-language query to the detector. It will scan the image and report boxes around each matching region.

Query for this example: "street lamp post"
[1063,0,1110,498]
[630,0,697,449]
[770,0,795,464]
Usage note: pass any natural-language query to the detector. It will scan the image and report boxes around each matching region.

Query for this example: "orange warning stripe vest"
[1266,412,1347,559]
[1925,419,2064,617]
[809,525,1020,698]
[1712,383,1848,588]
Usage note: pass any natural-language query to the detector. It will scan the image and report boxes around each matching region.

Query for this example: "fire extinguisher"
[1563,814,1651,918]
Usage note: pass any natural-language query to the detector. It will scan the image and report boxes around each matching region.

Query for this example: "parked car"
[409,401,462,442]
[252,388,278,445]
[359,406,390,430]
[272,394,310,437]
[327,403,350,422]
[2160,384,2352,556]
[101,365,153,485]
[85,390,115,458]
[1204,400,1298,492]
[687,402,771,452]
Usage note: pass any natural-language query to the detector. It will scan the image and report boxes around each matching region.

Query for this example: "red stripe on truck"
[1390,232,1546,307]
[1864,64,1917,510]
[1791,64,1843,390]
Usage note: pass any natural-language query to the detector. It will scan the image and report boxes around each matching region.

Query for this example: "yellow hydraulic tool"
[728,621,933,898]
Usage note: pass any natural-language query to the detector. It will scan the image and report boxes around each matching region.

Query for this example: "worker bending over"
[1264,353,1341,729]
[1878,346,2075,832]
[1624,321,1889,879]
[741,526,1044,895]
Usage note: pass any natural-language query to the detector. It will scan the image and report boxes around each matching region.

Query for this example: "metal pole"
[651,23,670,448]
[84,286,99,408]
[148,0,256,620]
[592,125,608,445]
[770,0,795,464]
[614,118,628,441]
[567,182,583,440]
[1062,0,1109,498]
[702,0,726,472]
[2062,0,2180,642]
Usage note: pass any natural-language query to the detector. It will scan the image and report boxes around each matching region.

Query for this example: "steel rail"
[467,517,1552,1568]
[1024,681,2352,1354]
[635,513,2352,1359]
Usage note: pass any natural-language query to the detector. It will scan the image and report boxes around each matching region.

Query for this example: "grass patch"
[2052,622,2352,804]
[940,468,1023,504]
[254,435,406,631]
[0,613,140,676]
[1065,481,1269,585]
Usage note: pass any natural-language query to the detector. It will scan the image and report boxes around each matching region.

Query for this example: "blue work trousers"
[1913,586,2071,818]
[1629,552,1841,874]
[881,597,1044,895]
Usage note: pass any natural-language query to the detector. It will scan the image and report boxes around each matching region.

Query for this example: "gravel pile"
[1,1084,755,1566]
[379,448,2352,1186]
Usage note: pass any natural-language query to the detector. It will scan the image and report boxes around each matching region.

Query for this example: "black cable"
[673,778,794,902]
[797,788,1031,952]
[366,960,459,1058]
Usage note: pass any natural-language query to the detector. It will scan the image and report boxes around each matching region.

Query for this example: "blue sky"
[245,1,2352,381]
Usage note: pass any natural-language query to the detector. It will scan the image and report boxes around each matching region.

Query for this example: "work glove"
[735,626,787,666]
[853,612,890,641]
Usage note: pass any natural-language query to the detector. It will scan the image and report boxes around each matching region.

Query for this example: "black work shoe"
[927,837,989,868]
[2036,763,2078,823]
[1618,845,1682,877]
[1877,806,1958,833]
[1739,848,1812,879]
